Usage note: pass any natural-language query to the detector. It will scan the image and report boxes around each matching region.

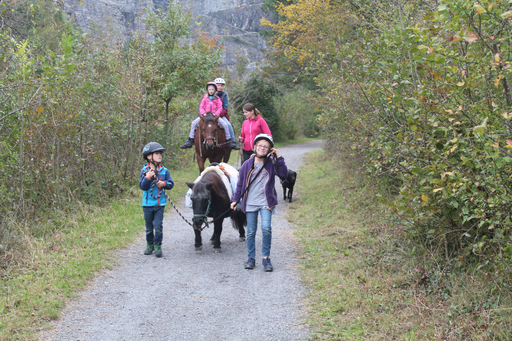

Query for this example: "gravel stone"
[40,140,324,341]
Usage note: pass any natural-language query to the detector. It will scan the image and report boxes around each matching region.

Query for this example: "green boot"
[154,245,163,258]
[144,244,154,255]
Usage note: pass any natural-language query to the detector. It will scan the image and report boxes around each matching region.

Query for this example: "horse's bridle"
[192,192,212,230]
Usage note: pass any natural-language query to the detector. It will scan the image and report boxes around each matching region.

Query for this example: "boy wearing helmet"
[215,77,239,149]
[180,82,239,149]
[140,142,174,257]
[230,134,288,272]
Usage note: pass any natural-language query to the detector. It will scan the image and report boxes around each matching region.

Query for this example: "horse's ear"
[214,114,220,122]
[186,182,195,189]
[206,182,214,191]
[199,115,206,122]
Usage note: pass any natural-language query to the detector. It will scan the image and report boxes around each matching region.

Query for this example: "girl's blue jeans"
[245,208,272,259]
[143,206,165,245]
[219,117,235,141]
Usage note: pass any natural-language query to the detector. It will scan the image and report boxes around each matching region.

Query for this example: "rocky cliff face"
[62,0,275,73]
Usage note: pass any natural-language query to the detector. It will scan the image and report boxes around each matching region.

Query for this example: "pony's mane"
[204,112,216,124]
[201,171,229,199]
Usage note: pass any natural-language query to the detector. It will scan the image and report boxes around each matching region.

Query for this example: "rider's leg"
[189,118,200,138]
[219,117,239,149]
[221,117,236,141]
[180,118,200,149]
[217,118,231,140]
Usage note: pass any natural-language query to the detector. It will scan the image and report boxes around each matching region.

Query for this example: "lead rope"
[158,157,270,231]
[209,155,270,224]
[146,161,194,227]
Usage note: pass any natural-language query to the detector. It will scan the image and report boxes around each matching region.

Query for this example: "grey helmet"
[253,133,274,149]
[142,142,166,160]
[214,77,226,84]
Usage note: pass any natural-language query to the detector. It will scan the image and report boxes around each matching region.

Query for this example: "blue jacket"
[217,91,229,110]
[232,155,288,213]
[139,163,174,207]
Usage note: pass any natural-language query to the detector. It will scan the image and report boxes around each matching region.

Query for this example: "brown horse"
[194,112,232,173]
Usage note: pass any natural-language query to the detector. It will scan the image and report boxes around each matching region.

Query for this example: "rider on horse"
[180,81,239,150]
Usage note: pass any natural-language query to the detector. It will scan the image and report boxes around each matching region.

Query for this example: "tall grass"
[291,149,512,340]
[0,164,197,340]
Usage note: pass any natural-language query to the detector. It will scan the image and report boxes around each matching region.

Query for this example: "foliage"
[293,149,512,340]
[274,86,321,139]
[144,6,223,132]
[0,1,219,272]
[265,0,512,274]
[231,75,282,138]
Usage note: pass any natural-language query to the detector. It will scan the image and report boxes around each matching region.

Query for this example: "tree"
[144,5,223,134]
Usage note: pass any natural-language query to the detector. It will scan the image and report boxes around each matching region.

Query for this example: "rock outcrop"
[62,0,275,72]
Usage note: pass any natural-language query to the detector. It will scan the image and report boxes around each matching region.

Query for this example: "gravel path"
[40,140,324,341]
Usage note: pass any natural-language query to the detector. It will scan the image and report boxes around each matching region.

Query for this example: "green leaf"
[500,10,512,18]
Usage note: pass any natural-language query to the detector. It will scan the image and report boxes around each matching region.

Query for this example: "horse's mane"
[204,112,216,124]
[201,171,229,200]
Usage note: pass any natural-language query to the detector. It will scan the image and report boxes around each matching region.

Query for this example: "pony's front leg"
[212,218,223,252]
[194,228,203,252]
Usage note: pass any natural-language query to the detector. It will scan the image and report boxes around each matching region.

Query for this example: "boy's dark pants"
[143,206,165,245]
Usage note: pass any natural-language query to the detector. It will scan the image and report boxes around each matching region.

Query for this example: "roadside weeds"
[291,149,512,340]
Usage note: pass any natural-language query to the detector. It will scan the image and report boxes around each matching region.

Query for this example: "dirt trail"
[40,140,324,341]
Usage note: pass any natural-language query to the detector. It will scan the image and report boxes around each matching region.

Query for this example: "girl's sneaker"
[262,257,273,272]
[244,258,255,269]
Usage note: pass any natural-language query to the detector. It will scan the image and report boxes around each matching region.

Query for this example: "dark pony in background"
[194,112,232,173]
[186,168,246,252]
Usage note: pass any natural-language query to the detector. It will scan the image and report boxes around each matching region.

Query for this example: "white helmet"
[214,77,226,84]
[253,133,274,148]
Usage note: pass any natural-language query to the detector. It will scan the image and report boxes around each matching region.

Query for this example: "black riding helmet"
[142,142,166,160]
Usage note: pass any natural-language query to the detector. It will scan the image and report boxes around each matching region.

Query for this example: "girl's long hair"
[243,103,262,117]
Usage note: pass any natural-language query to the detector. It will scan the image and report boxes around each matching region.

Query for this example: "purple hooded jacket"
[232,155,288,212]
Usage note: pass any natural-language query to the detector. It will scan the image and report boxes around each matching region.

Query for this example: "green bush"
[231,75,282,138]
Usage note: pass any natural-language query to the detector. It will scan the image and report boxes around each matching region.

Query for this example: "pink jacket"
[239,116,272,152]
[199,95,222,116]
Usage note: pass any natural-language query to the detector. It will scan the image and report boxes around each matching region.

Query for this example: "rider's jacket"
[217,91,230,120]
[199,95,222,116]
[139,164,174,207]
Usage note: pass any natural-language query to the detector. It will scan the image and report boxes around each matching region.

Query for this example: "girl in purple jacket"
[230,133,288,272]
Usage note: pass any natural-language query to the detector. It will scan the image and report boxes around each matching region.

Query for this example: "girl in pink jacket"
[180,82,237,149]
[239,103,272,163]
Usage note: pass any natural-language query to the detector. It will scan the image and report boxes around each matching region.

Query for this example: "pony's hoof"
[214,248,221,253]
[239,237,246,242]
[195,246,202,252]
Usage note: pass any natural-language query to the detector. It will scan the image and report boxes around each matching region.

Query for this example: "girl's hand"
[230,202,237,210]
[156,181,166,188]
[269,148,280,158]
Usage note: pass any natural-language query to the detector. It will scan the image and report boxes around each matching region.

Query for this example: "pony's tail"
[230,210,246,230]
